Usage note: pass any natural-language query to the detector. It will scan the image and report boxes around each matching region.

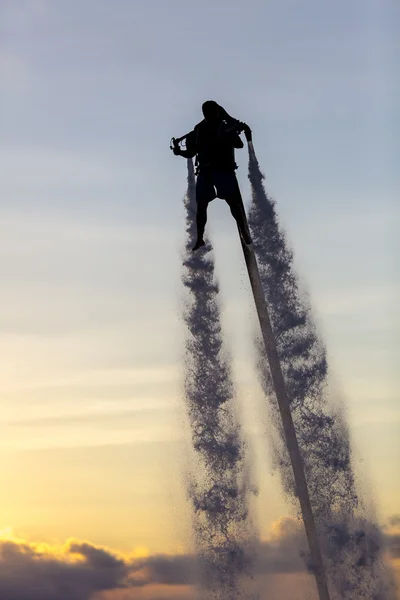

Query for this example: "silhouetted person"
[173,100,252,251]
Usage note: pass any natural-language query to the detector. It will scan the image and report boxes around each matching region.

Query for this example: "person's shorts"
[196,171,239,203]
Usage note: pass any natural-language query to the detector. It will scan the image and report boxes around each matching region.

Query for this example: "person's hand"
[236,122,252,141]
[235,121,249,134]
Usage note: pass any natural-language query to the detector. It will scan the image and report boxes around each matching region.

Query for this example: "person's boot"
[192,238,205,252]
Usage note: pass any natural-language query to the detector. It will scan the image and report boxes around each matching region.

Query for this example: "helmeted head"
[202,100,221,124]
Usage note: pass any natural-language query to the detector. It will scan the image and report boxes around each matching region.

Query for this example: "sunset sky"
[0,1,398,598]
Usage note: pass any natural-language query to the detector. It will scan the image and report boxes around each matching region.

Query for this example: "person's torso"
[195,121,236,171]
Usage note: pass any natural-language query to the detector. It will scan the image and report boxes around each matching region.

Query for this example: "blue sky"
[0,0,398,556]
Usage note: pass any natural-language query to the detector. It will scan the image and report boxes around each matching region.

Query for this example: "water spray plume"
[246,140,396,600]
[173,108,396,600]
[181,159,256,599]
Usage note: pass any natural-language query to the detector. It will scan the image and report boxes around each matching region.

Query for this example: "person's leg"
[216,173,252,245]
[193,195,208,250]
[194,173,215,251]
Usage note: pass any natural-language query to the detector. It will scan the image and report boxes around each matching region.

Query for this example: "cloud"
[0,517,397,600]
[129,518,306,586]
[384,515,400,559]
[0,522,304,600]
[255,518,306,574]
[0,532,197,600]
[386,534,400,559]
[0,535,132,600]
[132,554,197,586]
[389,515,400,528]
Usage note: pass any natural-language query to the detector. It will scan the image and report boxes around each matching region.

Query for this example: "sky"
[0,0,399,598]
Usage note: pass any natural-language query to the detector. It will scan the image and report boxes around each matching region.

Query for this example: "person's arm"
[222,128,244,149]
[173,130,197,158]
[231,132,244,149]
[220,121,245,149]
